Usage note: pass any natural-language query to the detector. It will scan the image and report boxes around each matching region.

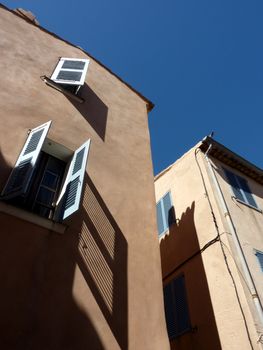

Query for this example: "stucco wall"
[0,7,169,350]
[210,156,263,334]
[155,145,260,349]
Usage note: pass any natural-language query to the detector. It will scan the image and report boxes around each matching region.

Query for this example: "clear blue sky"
[3,0,263,174]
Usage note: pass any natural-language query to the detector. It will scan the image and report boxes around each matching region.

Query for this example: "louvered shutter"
[1,121,51,199]
[56,139,91,221]
[157,201,165,236]
[164,283,177,339]
[163,192,175,227]
[173,275,191,335]
[51,58,90,86]
[236,175,258,208]
[256,251,263,272]
[163,275,191,339]
[224,169,244,201]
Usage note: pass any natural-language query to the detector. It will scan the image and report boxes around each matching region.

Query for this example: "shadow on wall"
[0,152,128,350]
[160,202,222,350]
[66,83,108,141]
[0,148,13,190]
[74,174,128,350]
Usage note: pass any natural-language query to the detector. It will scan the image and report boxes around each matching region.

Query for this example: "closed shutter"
[1,121,51,199]
[51,58,90,86]
[173,275,191,335]
[236,175,258,208]
[164,283,177,339]
[56,139,91,220]
[224,169,244,201]
[163,275,191,339]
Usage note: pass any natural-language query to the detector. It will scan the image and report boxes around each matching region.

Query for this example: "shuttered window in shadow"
[163,275,191,339]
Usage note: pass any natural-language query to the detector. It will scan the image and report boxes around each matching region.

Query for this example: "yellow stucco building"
[155,137,263,350]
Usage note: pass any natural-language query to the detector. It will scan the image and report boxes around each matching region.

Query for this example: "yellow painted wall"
[155,144,261,350]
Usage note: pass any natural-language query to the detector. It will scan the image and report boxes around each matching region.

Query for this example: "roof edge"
[155,136,263,185]
[200,136,263,184]
[0,3,154,112]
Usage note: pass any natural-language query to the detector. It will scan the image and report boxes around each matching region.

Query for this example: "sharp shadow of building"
[66,84,108,141]
[160,202,222,350]
[0,152,128,350]
[72,174,128,350]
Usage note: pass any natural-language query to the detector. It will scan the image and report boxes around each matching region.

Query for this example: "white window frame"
[1,121,52,199]
[51,57,90,86]
[1,121,91,223]
[55,139,91,221]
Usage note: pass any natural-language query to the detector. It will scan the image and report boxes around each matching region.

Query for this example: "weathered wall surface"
[155,145,260,350]
[210,156,263,335]
[0,7,169,350]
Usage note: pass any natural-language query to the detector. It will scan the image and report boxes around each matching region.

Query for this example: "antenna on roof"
[209,131,214,138]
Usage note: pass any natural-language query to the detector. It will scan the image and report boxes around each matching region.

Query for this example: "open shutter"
[224,169,244,201]
[163,191,175,227]
[1,121,51,199]
[255,251,263,272]
[56,139,91,221]
[173,275,191,335]
[51,58,89,86]
[157,201,165,236]
[236,175,258,208]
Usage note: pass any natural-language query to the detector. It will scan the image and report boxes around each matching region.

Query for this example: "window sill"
[0,202,67,234]
[158,222,176,239]
[169,327,193,341]
[41,75,84,103]
[158,229,169,239]
[233,197,262,213]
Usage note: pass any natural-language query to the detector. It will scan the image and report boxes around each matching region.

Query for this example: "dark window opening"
[8,152,66,220]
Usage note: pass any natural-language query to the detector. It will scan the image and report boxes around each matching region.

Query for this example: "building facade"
[0,5,169,350]
[155,137,263,350]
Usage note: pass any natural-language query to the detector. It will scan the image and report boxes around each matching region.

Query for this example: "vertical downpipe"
[204,144,263,348]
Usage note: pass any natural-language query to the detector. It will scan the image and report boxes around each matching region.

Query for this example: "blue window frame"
[224,169,258,209]
[163,275,191,339]
[255,250,263,272]
[156,191,175,236]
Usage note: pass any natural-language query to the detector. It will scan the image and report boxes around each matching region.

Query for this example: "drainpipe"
[204,143,263,345]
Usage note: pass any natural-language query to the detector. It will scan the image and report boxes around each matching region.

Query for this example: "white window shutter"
[56,139,91,221]
[1,121,52,199]
[51,58,90,86]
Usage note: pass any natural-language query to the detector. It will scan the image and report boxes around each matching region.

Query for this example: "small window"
[50,57,90,94]
[163,275,191,339]
[156,191,175,236]
[224,169,258,209]
[1,121,91,222]
[255,250,263,272]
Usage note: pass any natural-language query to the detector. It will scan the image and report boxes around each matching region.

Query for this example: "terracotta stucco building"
[0,5,169,350]
[155,137,263,350]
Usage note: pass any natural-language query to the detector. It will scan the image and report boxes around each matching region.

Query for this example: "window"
[50,57,90,94]
[224,169,258,209]
[1,121,91,222]
[255,250,263,272]
[156,191,175,236]
[163,275,191,339]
